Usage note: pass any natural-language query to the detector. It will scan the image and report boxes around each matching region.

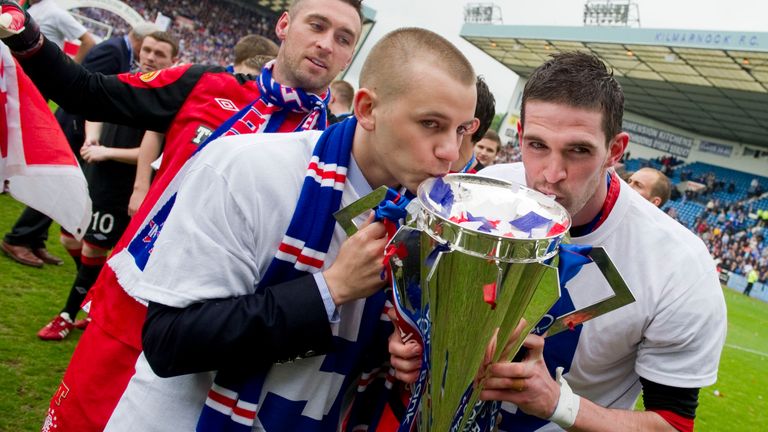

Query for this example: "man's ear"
[275,12,290,41]
[606,131,629,168]
[467,118,480,135]
[651,196,662,207]
[516,119,523,140]
[354,88,376,131]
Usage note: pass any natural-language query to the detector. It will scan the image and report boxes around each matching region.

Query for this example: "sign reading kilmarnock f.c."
[654,30,760,48]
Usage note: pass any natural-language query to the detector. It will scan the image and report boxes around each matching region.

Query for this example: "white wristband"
[547,366,580,429]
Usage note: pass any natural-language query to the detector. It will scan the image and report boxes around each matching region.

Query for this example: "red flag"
[0,44,90,239]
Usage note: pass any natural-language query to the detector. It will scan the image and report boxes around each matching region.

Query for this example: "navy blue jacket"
[54,35,133,153]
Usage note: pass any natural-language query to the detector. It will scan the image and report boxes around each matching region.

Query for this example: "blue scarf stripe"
[263,109,289,133]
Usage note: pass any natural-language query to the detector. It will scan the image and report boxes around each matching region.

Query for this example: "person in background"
[627,167,672,208]
[744,266,758,296]
[238,54,276,73]
[474,129,501,169]
[229,33,278,73]
[28,0,94,63]
[328,79,355,123]
[453,75,495,173]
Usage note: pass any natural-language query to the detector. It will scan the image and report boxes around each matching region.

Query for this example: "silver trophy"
[335,174,635,431]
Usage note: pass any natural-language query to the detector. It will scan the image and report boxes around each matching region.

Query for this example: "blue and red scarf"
[108,61,330,294]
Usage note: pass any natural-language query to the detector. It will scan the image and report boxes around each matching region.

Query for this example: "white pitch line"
[725,343,768,358]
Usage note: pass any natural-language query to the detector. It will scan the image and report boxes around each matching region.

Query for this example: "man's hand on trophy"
[0,1,43,56]
[479,333,561,420]
[324,212,388,306]
[474,318,528,389]
[387,309,422,383]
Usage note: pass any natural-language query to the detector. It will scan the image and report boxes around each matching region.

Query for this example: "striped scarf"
[197,117,364,431]
[108,60,329,293]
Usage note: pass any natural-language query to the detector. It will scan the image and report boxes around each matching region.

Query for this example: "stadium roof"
[460,25,768,148]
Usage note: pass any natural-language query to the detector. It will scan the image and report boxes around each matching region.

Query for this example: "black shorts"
[83,206,131,250]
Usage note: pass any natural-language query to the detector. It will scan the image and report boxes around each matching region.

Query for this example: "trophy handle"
[545,246,635,336]
[332,186,390,236]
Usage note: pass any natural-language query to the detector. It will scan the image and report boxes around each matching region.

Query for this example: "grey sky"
[344,0,768,112]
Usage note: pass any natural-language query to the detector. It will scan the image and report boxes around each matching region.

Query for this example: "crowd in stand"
[655,155,684,175]
[74,0,277,66]
[495,141,522,164]
[695,202,768,289]
[667,182,768,287]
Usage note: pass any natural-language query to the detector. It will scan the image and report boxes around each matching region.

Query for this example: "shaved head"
[359,28,476,102]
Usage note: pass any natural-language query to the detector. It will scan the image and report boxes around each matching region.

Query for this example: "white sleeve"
[635,269,727,388]
[53,8,88,41]
[134,162,261,308]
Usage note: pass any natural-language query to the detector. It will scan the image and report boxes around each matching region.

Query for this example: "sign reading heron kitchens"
[623,120,694,158]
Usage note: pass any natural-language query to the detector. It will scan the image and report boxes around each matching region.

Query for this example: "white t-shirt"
[480,163,727,431]
[105,131,375,431]
[28,0,87,48]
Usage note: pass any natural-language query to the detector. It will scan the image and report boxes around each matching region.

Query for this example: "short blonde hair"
[359,28,475,101]
[234,35,278,65]
[331,80,355,107]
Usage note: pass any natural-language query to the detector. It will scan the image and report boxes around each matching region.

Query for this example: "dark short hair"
[234,35,279,65]
[472,75,495,143]
[522,51,624,144]
[481,129,501,151]
[290,0,363,23]
[146,31,179,57]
